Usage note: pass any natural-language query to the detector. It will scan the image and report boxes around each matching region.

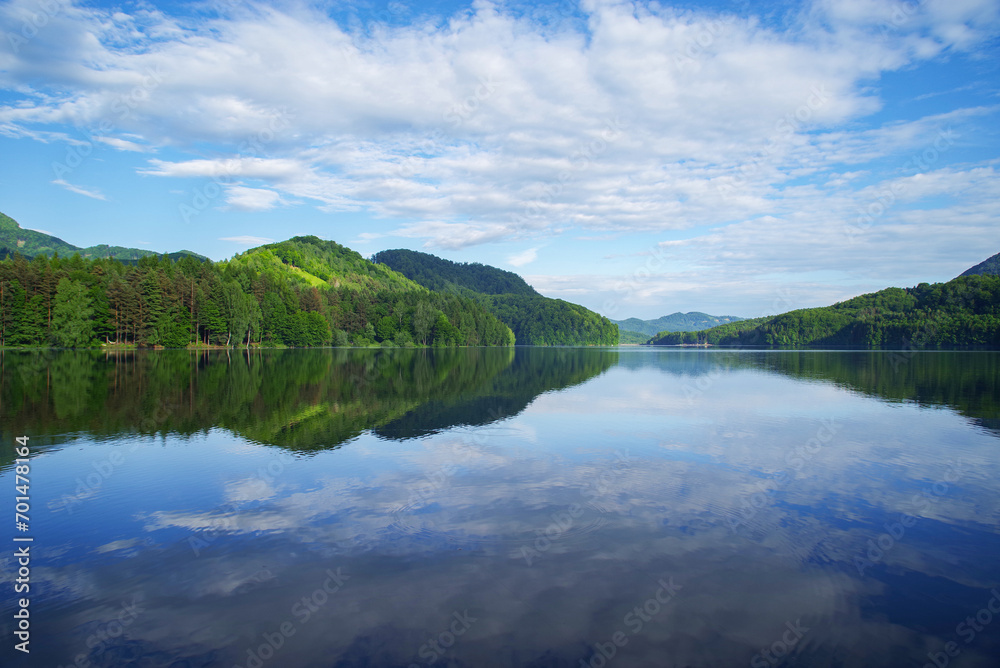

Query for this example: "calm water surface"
[1,348,999,668]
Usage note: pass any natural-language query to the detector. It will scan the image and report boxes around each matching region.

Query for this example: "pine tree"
[51,278,94,347]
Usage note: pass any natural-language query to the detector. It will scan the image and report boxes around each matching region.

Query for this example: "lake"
[1,347,999,668]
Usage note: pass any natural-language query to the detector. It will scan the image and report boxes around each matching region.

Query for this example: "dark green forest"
[373,248,539,296]
[0,235,515,349]
[649,275,1000,348]
[960,251,1000,278]
[374,248,619,346]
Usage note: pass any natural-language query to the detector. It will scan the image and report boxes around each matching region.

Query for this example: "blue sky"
[1,0,998,319]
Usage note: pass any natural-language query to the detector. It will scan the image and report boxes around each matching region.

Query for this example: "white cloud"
[142,158,305,181]
[224,186,284,212]
[393,221,518,249]
[51,179,106,200]
[219,235,274,246]
[95,136,150,152]
[507,247,540,267]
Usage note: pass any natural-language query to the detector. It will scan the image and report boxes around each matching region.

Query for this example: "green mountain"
[612,312,744,337]
[0,211,206,262]
[960,252,1000,278]
[373,248,618,345]
[233,237,428,294]
[0,233,514,348]
[649,271,1000,348]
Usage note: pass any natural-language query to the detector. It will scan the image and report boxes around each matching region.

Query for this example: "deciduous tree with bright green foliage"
[51,278,94,347]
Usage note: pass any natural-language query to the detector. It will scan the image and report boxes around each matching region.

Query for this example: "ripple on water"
[387,491,611,548]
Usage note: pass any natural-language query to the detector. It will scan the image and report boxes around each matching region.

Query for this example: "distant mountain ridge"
[612,312,744,337]
[0,211,206,262]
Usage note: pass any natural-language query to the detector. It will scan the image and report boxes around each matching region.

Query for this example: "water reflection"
[0,347,619,456]
[1,349,998,668]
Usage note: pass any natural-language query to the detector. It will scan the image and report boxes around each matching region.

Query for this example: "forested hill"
[0,234,514,348]
[960,252,1000,278]
[649,273,1000,348]
[373,249,538,296]
[0,211,205,262]
[374,248,618,346]
[237,237,425,294]
[612,312,744,337]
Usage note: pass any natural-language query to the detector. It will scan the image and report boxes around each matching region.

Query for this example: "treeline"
[650,275,1000,348]
[0,236,515,348]
[375,248,619,345]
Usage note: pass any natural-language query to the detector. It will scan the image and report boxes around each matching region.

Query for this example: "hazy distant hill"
[612,312,744,337]
[0,211,206,262]
[960,252,1000,278]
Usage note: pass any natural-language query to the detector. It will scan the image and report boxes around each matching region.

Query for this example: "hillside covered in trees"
[0,235,514,348]
[374,249,618,346]
[373,249,538,296]
[649,274,1000,348]
[960,252,1000,278]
